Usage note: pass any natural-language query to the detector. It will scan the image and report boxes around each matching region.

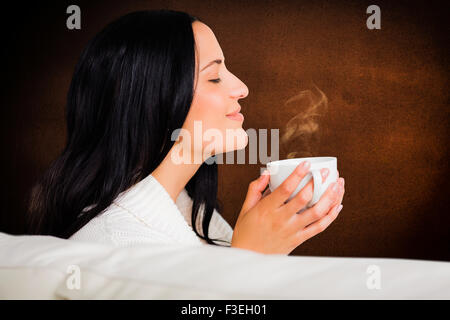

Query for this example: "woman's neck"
[151,141,203,203]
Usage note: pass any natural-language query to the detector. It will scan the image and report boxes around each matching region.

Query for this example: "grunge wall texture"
[1,0,448,261]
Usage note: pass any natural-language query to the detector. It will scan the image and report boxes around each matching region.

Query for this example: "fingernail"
[337,204,343,213]
[322,168,329,178]
[302,161,310,169]
[260,169,269,178]
[332,182,339,192]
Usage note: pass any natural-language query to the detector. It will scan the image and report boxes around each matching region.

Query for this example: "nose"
[230,75,249,100]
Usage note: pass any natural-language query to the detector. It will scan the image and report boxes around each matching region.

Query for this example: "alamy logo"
[366,264,381,290]
[66,5,81,30]
[170,122,280,165]
[66,264,81,290]
[366,5,381,29]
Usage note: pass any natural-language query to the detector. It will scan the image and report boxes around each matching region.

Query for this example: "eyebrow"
[200,59,223,72]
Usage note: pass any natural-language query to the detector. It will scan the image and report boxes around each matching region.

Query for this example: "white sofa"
[0,231,449,299]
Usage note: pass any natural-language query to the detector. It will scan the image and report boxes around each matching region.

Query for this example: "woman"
[26,9,345,255]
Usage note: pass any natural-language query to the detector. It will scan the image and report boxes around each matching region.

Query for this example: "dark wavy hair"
[25,9,229,246]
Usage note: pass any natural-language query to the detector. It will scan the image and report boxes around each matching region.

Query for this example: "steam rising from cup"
[281,84,328,159]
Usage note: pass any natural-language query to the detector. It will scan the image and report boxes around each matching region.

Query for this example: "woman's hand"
[231,161,345,255]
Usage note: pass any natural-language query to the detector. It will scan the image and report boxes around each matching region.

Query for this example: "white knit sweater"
[69,174,234,247]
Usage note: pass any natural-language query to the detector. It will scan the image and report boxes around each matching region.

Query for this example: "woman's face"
[179,21,249,162]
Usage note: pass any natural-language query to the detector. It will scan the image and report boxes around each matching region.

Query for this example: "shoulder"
[177,189,233,245]
[70,174,203,247]
[70,204,198,247]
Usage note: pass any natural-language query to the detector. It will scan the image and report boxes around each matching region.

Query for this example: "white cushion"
[0,232,449,299]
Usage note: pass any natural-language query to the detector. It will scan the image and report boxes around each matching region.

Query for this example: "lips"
[226,106,241,116]
[226,107,244,122]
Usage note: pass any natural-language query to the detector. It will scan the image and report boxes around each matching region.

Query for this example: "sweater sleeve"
[70,174,203,247]
[175,189,234,246]
[71,174,233,247]
[208,208,234,246]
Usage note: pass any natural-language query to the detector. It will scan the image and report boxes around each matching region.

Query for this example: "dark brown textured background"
[1,0,449,261]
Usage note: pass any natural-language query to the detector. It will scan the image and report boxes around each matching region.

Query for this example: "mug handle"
[307,169,324,208]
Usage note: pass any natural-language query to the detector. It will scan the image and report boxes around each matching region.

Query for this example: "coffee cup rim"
[266,156,336,167]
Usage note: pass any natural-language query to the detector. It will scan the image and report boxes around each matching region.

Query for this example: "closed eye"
[209,78,221,83]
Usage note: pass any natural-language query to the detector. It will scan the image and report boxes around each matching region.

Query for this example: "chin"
[237,129,249,149]
[228,128,248,151]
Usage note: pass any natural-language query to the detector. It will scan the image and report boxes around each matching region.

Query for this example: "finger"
[295,178,343,227]
[262,186,271,198]
[297,203,343,243]
[334,178,345,207]
[241,170,270,213]
[264,161,312,210]
[320,177,344,212]
[280,168,330,219]
[331,172,343,207]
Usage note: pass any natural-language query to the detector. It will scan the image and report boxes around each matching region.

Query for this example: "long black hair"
[26,9,228,246]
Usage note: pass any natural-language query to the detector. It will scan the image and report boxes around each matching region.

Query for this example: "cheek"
[188,91,228,131]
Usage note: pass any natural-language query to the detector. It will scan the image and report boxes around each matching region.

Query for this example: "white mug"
[266,157,338,211]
